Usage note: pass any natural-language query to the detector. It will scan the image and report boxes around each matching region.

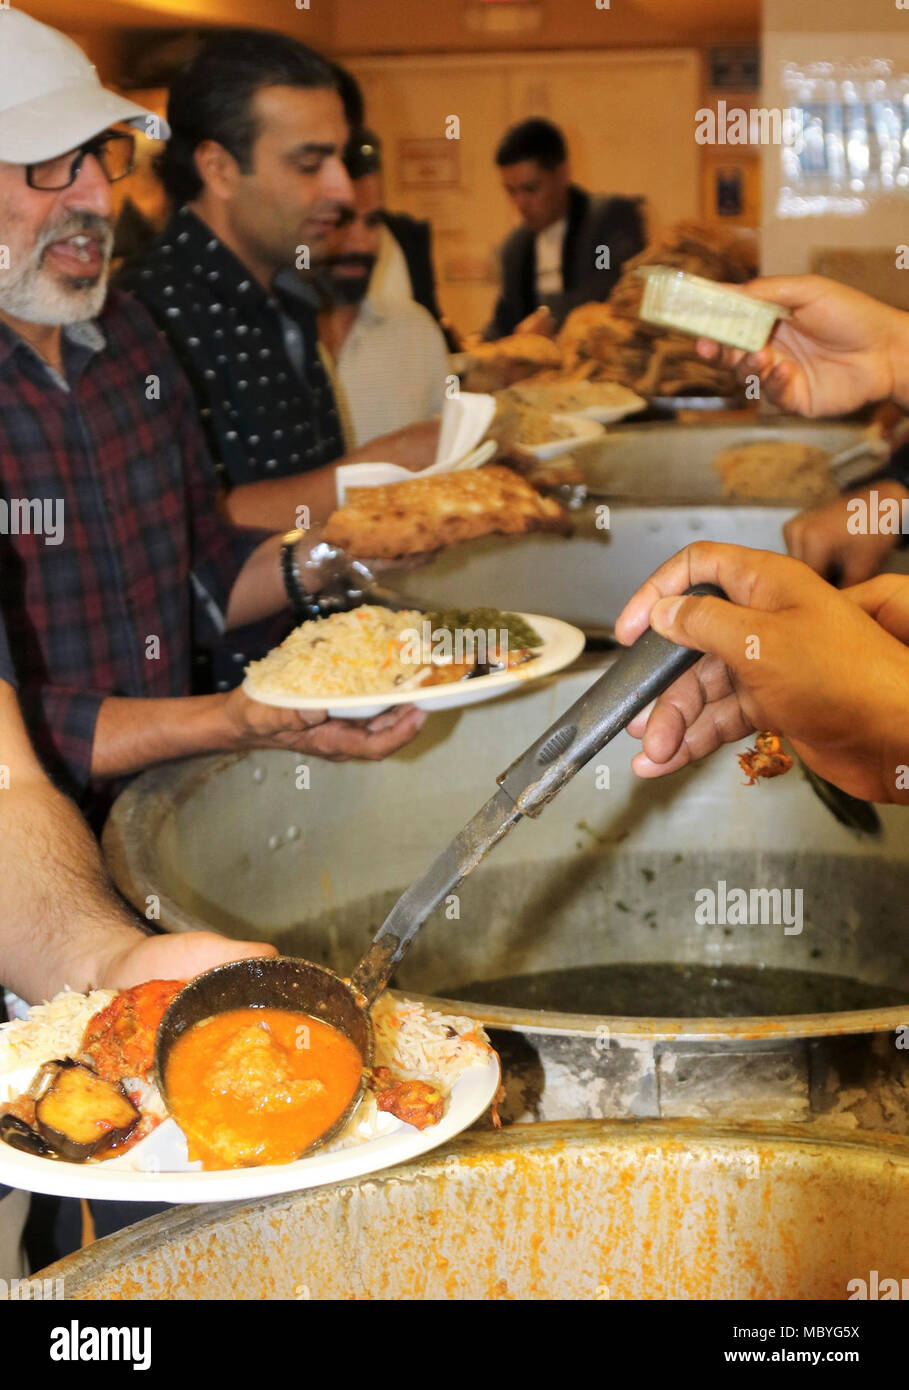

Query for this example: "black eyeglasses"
[25,131,136,192]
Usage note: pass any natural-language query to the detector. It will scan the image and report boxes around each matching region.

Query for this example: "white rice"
[0,988,115,1074]
[371,993,491,1090]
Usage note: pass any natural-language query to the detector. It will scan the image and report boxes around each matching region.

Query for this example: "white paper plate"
[243,613,586,718]
[521,413,605,461]
[334,392,498,504]
[577,399,646,425]
[0,1056,499,1203]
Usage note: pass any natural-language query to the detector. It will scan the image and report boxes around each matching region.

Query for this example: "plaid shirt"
[0,289,269,813]
[120,207,345,488]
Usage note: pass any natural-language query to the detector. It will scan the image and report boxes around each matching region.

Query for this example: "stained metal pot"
[33,1120,909,1299]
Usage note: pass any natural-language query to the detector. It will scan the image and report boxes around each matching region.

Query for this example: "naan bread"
[502,378,645,417]
[324,465,572,559]
[712,441,835,503]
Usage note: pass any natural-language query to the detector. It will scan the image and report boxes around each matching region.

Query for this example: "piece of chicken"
[737,732,794,786]
[370,1067,445,1130]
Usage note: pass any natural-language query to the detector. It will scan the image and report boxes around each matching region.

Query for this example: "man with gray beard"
[0,159,115,333]
[0,6,426,1272]
[0,10,425,824]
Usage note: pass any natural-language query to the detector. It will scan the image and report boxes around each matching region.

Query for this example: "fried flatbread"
[324,464,572,559]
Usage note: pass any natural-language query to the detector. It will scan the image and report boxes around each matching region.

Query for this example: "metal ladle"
[155,584,723,1158]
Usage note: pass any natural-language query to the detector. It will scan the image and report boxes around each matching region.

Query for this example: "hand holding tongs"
[351,583,726,1000]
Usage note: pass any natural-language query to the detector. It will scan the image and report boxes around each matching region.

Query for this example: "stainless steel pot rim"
[397,989,909,1043]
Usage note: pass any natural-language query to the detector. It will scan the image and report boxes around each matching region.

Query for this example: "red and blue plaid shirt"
[0,289,269,812]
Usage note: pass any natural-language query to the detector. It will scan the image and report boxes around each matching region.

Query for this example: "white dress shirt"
[328,294,449,448]
[535,216,567,298]
[370,224,414,306]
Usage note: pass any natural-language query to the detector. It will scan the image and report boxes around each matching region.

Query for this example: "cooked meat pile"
[558,220,758,396]
[461,220,759,399]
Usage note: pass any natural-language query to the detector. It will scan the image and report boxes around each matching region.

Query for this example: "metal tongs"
[350,581,726,998]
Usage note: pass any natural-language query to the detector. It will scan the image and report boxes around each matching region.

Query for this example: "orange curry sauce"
[164,1008,364,1169]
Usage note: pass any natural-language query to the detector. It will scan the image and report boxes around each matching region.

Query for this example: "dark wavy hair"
[494,118,567,171]
[156,29,341,204]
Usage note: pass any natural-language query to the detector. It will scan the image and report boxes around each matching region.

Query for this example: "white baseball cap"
[0,9,170,165]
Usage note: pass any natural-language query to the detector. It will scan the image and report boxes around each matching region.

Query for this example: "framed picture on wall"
[715,166,744,217]
[700,152,760,225]
[398,138,461,189]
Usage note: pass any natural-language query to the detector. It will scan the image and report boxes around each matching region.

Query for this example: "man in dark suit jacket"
[383,209,443,323]
[485,118,645,340]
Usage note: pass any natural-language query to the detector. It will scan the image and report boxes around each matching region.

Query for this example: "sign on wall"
[398,138,461,189]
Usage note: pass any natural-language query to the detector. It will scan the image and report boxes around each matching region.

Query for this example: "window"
[778,58,909,217]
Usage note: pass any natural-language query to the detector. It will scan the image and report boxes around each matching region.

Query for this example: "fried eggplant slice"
[32,1060,140,1161]
[0,1112,54,1158]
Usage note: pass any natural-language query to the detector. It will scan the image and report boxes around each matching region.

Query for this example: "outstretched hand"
[97,929,278,992]
[615,541,909,803]
[695,275,907,416]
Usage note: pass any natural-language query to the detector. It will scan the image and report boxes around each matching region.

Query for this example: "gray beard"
[0,212,113,326]
[0,262,110,325]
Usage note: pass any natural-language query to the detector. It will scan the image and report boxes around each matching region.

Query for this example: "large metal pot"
[104,661,909,1134]
[35,1120,909,1299]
